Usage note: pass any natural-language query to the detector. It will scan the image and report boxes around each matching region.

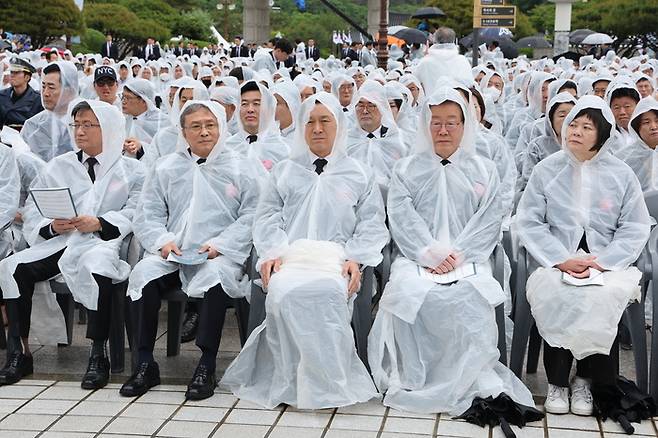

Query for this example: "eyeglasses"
[120,94,143,103]
[69,122,101,130]
[430,121,462,132]
[355,103,377,112]
[183,123,219,133]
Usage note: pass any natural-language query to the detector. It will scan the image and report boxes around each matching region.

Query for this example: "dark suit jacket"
[230,45,250,58]
[100,42,119,60]
[140,45,161,61]
[305,46,320,61]
[346,49,359,61]
[173,47,190,57]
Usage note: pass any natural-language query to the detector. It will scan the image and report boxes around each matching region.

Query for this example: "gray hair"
[434,27,456,44]
[179,103,214,128]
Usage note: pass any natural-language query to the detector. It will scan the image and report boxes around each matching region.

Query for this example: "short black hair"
[71,101,92,118]
[558,80,577,94]
[572,107,612,151]
[240,80,260,95]
[43,63,61,77]
[610,86,640,104]
[469,86,486,121]
[274,38,294,55]
[631,109,658,134]
[548,100,574,130]
[228,66,244,81]
[365,41,373,47]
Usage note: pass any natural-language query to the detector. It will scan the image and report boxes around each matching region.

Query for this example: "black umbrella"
[516,35,552,49]
[553,51,581,63]
[460,33,518,58]
[454,393,544,438]
[591,377,656,435]
[411,6,446,19]
[569,28,595,44]
[391,28,429,45]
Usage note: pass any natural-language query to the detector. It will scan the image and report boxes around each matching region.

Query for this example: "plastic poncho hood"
[175,100,229,163]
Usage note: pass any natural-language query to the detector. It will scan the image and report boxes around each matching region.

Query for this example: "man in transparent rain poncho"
[122,101,264,401]
[368,87,540,425]
[224,80,291,171]
[221,92,389,409]
[618,97,658,192]
[0,100,145,389]
[21,61,79,162]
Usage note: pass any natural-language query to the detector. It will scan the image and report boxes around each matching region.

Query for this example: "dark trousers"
[543,338,618,387]
[137,271,237,359]
[7,248,115,342]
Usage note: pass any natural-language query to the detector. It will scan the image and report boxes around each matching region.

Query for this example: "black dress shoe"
[119,361,160,397]
[0,352,33,385]
[185,364,216,400]
[181,311,199,343]
[81,355,110,390]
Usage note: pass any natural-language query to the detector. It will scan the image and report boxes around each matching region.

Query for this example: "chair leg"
[495,304,507,365]
[246,283,267,337]
[234,298,250,346]
[128,297,140,374]
[166,299,186,357]
[625,301,648,392]
[510,264,532,377]
[56,294,75,346]
[526,324,542,374]
[109,285,125,374]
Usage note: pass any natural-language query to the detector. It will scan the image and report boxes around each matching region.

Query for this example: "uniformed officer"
[0,58,43,130]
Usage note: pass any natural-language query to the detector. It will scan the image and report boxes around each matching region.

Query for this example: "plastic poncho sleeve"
[133,168,177,253]
[99,162,145,239]
[516,168,571,267]
[0,150,20,229]
[208,167,263,266]
[595,175,650,270]
[342,172,389,267]
[387,161,444,267]
[452,162,503,264]
[253,172,290,264]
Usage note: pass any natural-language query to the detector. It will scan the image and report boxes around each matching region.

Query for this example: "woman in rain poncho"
[124,100,264,400]
[368,87,539,425]
[21,61,79,162]
[618,97,658,192]
[221,92,389,409]
[517,92,576,195]
[516,96,651,422]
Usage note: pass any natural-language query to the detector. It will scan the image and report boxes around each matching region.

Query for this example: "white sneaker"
[570,377,594,416]
[545,384,569,414]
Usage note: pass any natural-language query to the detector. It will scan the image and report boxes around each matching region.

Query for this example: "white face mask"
[160,73,170,82]
[483,86,502,102]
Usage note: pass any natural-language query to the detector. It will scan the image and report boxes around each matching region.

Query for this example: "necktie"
[86,157,98,183]
[313,158,328,175]
[367,132,376,139]
[196,158,206,165]
[380,126,388,137]
[441,159,451,166]
[247,134,258,144]
[342,107,349,113]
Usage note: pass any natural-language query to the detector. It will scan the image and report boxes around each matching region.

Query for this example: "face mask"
[160,73,170,82]
[202,79,212,88]
[483,86,502,102]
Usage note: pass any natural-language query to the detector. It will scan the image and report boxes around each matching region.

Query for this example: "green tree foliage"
[0,0,84,47]
[83,2,170,57]
[72,28,106,54]
[172,9,215,41]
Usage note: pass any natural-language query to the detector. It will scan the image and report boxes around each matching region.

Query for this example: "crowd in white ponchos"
[3,36,658,431]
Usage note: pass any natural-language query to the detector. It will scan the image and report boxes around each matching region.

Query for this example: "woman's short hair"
[572,107,612,151]
[630,109,658,135]
[557,80,577,95]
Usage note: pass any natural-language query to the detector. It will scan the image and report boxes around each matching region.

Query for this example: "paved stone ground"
[0,305,654,438]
